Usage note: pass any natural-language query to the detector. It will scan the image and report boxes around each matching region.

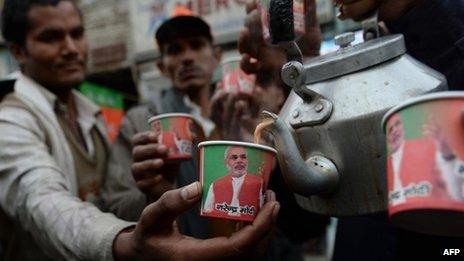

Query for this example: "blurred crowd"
[0,0,463,260]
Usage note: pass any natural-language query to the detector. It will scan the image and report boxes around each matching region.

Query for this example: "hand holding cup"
[113,182,280,260]
[131,131,180,201]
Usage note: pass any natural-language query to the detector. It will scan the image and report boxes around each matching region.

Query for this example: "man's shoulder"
[0,93,40,127]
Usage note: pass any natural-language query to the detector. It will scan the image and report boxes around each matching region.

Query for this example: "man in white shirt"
[0,0,279,259]
[103,12,223,238]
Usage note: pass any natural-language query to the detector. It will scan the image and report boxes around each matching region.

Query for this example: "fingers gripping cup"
[220,57,256,95]
[199,141,276,222]
[148,113,203,162]
[382,92,464,237]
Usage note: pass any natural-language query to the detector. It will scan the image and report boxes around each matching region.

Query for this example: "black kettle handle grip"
[269,0,295,44]
[269,0,303,63]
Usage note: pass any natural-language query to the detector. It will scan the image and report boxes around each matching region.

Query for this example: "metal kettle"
[262,0,447,216]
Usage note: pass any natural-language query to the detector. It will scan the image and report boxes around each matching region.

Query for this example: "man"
[213,1,330,261]
[0,0,278,260]
[103,12,221,238]
[203,146,263,219]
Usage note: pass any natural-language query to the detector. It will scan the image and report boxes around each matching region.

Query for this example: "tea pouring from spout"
[257,111,339,197]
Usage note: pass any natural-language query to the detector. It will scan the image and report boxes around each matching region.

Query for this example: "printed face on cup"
[221,58,255,95]
[199,142,276,222]
[149,114,200,162]
[386,114,405,154]
[225,147,249,178]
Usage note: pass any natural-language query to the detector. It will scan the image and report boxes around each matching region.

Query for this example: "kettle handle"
[268,0,303,63]
[362,10,380,41]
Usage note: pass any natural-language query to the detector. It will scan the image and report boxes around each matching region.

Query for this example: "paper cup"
[382,92,464,236]
[148,113,203,162]
[220,57,255,95]
[199,141,277,222]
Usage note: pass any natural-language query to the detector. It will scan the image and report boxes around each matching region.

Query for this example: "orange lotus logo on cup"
[198,141,276,222]
[149,113,201,161]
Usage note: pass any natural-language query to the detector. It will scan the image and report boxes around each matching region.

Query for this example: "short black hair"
[155,16,213,54]
[1,0,79,46]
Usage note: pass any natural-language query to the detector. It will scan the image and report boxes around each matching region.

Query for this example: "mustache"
[55,58,85,68]
[179,65,203,74]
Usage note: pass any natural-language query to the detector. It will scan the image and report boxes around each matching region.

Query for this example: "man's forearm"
[3,168,135,260]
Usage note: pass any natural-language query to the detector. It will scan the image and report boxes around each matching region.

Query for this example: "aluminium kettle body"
[264,33,447,216]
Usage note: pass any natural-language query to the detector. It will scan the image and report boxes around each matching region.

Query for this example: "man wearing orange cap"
[104,12,222,238]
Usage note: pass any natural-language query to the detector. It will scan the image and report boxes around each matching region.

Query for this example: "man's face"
[12,1,87,92]
[225,147,248,178]
[158,37,219,92]
[387,114,404,154]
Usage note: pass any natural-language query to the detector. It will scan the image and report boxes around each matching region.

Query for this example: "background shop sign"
[130,0,334,55]
[78,0,131,72]
[130,0,248,55]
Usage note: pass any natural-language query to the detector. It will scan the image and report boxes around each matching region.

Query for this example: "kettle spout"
[260,111,339,196]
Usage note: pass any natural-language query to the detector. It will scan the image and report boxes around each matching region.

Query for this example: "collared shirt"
[26,76,101,156]
[231,175,245,207]
[0,73,134,260]
[183,95,215,137]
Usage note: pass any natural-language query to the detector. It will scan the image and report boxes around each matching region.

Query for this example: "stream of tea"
[253,118,274,144]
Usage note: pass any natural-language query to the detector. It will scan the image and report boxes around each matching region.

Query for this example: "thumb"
[138,182,202,235]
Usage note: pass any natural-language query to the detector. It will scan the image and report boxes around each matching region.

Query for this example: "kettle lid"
[302,33,406,84]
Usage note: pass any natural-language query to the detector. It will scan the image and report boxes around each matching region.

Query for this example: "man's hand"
[334,0,423,22]
[131,131,180,201]
[114,182,280,260]
[238,0,321,90]
[238,5,287,77]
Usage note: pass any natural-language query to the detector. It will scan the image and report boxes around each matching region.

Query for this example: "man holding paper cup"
[103,9,222,238]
